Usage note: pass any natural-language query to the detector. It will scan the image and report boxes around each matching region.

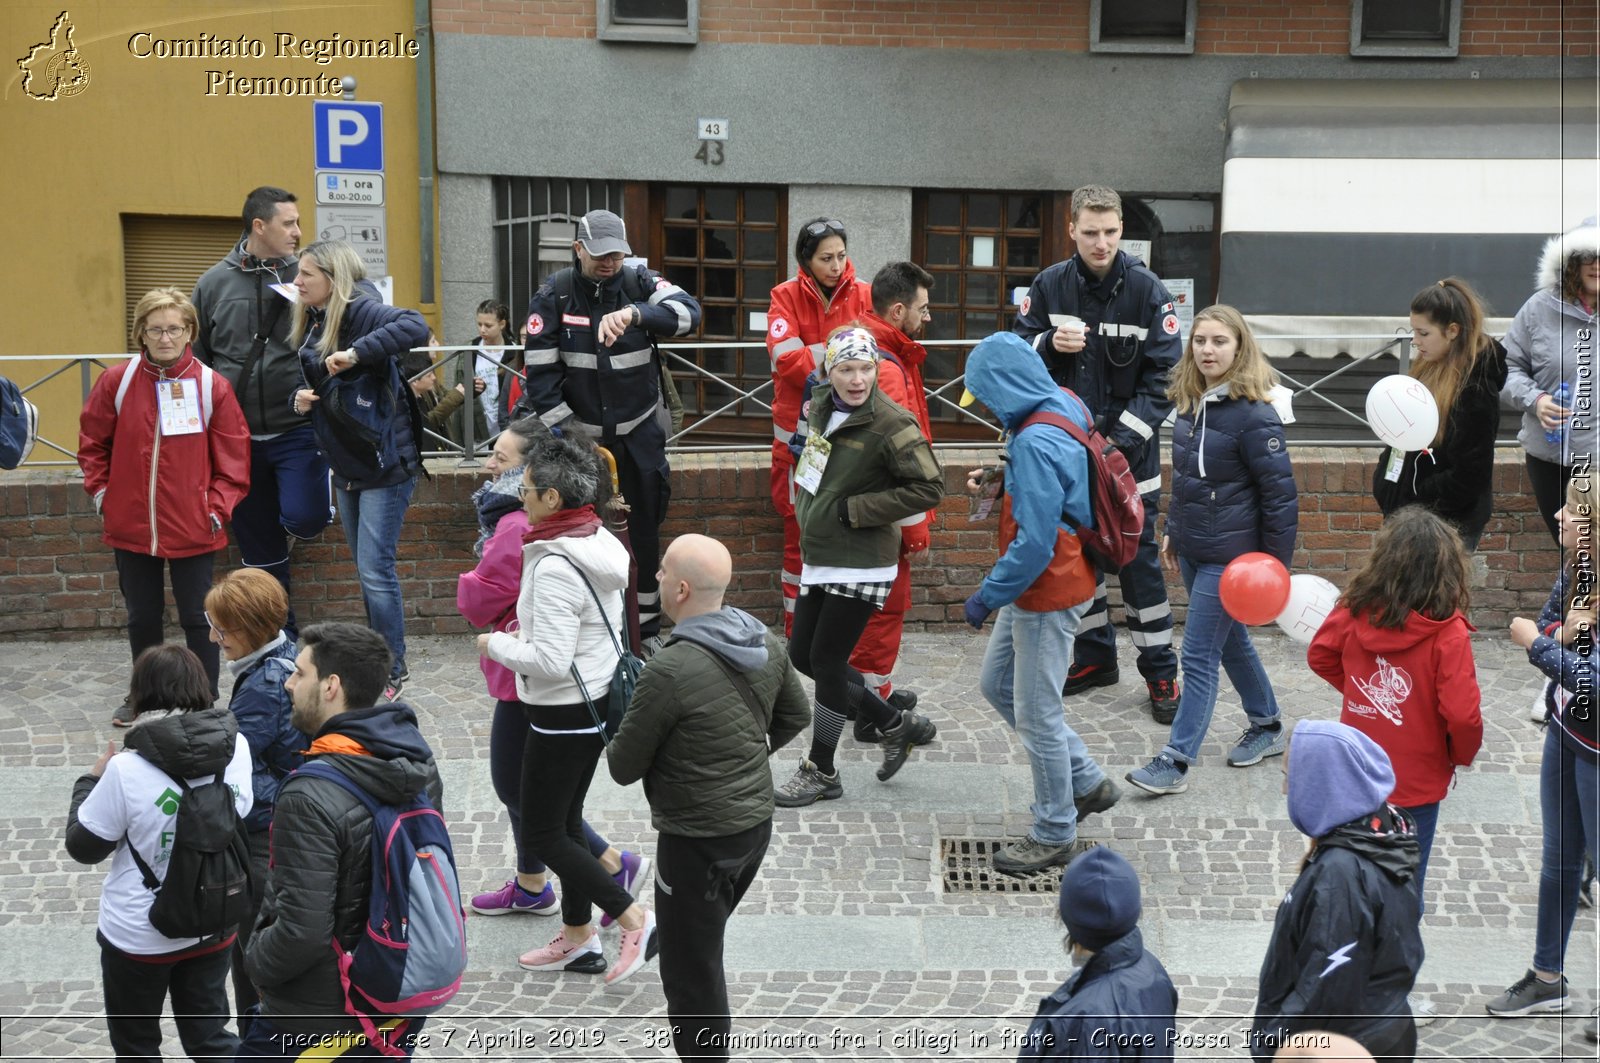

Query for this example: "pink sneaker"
[604,908,658,986]
[518,930,606,974]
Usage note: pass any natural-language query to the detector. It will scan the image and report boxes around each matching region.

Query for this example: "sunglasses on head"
[804,219,846,239]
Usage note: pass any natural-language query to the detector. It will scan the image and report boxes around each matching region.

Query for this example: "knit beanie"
[1059,846,1141,951]
[1286,720,1396,838]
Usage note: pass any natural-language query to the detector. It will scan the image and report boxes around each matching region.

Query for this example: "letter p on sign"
[314,100,384,172]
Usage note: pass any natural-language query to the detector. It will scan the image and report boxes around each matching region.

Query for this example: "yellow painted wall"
[1,0,435,460]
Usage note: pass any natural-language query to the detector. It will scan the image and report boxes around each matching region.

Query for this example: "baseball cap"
[576,210,632,257]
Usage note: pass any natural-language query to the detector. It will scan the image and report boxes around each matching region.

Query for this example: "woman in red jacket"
[1307,504,1482,1026]
[79,287,251,721]
[765,218,874,634]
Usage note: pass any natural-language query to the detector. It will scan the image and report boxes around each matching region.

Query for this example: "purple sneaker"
[470,879,557,916]
[599,851,652,930]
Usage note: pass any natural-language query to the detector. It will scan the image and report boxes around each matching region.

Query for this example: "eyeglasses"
[803,219,846,239]
[203,611,227,637]
[1575,252,1599,266]
[517,483,544,501]
[142,325,189,340]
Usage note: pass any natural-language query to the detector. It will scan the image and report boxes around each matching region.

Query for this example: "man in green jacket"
[608,533,809,1061]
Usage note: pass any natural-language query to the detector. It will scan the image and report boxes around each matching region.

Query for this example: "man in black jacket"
[512,209,702,647]
[192,187,330,656]
[1014,186,1181,723]
[238,622,443,1060]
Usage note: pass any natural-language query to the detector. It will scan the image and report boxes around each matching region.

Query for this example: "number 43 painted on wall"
[695,118,728,165]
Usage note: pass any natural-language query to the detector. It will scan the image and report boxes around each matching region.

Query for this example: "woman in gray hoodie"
[1501,218,1600,543]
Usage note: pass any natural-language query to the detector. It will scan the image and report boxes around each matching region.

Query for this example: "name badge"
[157,379,203,437]
[793,433,832,495]
[1383,448,1405,483]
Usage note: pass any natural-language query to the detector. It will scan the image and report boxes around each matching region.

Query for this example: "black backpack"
[129,773,253,940]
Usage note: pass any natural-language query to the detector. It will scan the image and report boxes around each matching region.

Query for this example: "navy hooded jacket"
[1018,928,1179,1061]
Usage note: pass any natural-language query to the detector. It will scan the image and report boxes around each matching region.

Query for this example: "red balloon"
[1218,553,1291,626]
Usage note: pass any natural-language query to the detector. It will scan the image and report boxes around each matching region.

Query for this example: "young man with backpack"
[241,622,450,1060]
[958,332,1122,877]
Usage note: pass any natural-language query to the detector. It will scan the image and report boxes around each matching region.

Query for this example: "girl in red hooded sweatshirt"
[1307,504,1484,1024]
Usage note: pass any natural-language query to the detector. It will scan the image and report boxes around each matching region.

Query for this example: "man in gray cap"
[1017,847,1178,1060]
[512,209,702,646]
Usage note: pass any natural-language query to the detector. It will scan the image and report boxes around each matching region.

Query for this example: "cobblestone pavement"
[1,627,1595,1061]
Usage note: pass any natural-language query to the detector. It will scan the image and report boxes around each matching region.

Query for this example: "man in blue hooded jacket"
[961,332,1120,876]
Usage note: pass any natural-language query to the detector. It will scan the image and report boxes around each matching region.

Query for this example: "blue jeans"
[1533,727,1600,973]
[334,477,414,680]
[1399,801,1439,914]
[979,600,1105,845]
[1163,558,1281,765]
[231,425,332,633]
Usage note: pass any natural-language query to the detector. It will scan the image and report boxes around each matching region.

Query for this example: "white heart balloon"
[1275,574,1341,644]
[1365,375,1439,452]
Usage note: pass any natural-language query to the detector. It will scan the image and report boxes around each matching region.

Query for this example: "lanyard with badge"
[793,432,832,494]
[157,378,203,436]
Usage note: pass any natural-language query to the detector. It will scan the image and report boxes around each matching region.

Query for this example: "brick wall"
[431,1,1596,57]
[0,448,1561,642]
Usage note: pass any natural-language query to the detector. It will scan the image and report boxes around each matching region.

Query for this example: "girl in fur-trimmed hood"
[1501,218,1599,542]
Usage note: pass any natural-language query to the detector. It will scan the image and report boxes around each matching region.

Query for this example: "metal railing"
[0,330,1518,468]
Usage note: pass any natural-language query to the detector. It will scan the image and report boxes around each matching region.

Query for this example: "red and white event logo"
[655,277,672,291]
[770,317,790,339]
[526,313,544,336]
[1163,314,1180,336]
[1020,295,1031,317]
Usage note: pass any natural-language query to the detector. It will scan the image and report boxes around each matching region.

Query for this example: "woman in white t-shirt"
[66,645,253,1061]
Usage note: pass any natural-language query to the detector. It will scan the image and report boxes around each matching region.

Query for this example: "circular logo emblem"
[770,317,790,339]
[526,313,544,336]
[1020,294,1031,317]
[1267,436,1282,452]
[655,277,672,291]
[1163,314,1180,336]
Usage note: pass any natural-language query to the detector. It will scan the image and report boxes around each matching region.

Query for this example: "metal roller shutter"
[121,215,242,342]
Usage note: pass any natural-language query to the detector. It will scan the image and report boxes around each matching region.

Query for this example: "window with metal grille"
[913,188,1053,392]
[598,0,697,43]
[490,177,626,331]
[1091,0,1195,54]
[653,184,784,443]
[121,215,243,348]
[1351,0,1459,56]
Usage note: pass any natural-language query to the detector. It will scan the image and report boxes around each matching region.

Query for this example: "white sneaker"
[1409,993,1438,1027]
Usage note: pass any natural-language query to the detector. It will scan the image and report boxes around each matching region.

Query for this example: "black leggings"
[788,588,898,769]
[519,705,634,926]
[1526,454,1578,544]
[490,698,608,876]
[113,548,219,697]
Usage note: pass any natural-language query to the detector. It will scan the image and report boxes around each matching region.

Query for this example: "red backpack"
[1018,389,1145,571]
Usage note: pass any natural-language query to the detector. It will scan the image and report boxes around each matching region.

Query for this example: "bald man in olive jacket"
[608,533,809,1061]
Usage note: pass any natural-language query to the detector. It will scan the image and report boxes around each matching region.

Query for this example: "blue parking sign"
[314,100,384,171]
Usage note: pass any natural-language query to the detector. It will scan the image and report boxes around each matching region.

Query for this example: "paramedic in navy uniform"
[511,210,702,647]
[1014,185,1182,723]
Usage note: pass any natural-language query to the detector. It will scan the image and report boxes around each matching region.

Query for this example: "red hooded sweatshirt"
[1308,605,1483,806]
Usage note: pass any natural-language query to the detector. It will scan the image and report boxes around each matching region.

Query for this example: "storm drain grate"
[940,837,1063,894]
